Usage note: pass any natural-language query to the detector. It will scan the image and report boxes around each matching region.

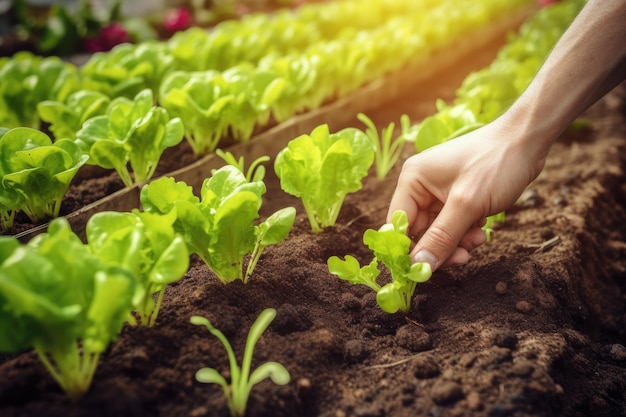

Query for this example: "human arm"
[388,0,626,271]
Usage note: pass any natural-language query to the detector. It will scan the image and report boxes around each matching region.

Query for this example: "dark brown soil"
[2,47,626,417]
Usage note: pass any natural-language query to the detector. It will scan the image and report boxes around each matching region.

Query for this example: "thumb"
[410,200,480,271]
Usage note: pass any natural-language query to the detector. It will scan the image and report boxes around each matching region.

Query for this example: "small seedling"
[191,308,290,417]
[328,210,432,313]
[357,112,410,180]
[215,148,270,183]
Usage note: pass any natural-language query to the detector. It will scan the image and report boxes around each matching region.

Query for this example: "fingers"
[458,226,487,252]
[409,196,483,271]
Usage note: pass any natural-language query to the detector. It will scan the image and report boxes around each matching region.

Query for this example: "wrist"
[491,102,558,176]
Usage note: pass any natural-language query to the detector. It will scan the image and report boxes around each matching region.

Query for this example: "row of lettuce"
[0,0,531,233]
[0,0,585,412]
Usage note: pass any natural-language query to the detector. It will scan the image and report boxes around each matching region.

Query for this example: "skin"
[388,0,626,271]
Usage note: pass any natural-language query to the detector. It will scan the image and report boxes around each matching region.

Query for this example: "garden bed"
[3,11,626,417]
[10,5,531,242]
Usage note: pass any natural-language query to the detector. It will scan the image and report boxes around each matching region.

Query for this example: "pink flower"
[84,22,131,53]
[163,8,193,33]
[537,0,558,7]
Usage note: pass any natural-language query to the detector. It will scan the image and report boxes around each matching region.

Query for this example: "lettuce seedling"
[358,112,411,180]
[0,127,89,223]
[191,308,290,417]
[140,168,296,283]
[274,124,374,233]
[86,210,189,327]
[328,210,432,314]
[0,218,141,400]
[76,88,184,187]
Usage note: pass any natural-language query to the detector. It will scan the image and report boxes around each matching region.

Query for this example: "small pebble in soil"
[476,347,512,371]
[609,344,626,361]
[492,330,518,349]
[353,406,384,417]
[344,339,370,363]
[297,377,312,389]
[515,300,533,313]
[430,380,464,405]
[395,324,432,352]
[495,281,508,295]
[410,354,441,379]
[273,303,313,334]
[509,360,535,378]
[189,406,209,417]
[340,292,362,311]
[466,391,482,411]
[561,328,590,348]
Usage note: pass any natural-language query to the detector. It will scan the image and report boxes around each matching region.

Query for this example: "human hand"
[388,121,546,271]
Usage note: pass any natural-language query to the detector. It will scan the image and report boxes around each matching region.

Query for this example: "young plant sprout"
[357,112,410,180]
[215,148,270,182]
[483,212,506,242]
[328,210,432,314]
[191,308,290,417]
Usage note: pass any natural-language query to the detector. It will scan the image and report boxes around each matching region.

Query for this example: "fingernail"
[412,250,439,270]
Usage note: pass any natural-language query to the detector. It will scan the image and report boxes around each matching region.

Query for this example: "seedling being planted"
[191,308,290,417]
[274,123,374,233]
[328,210,432,314]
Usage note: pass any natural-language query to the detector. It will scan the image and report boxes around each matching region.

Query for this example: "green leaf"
[196,367,229,388]
[327,255,380,291]
[248,362,290,387]
[257,207,296,246]
[376,282,405,314]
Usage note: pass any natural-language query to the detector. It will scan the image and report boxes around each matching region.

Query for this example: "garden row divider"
[14,4,534,244]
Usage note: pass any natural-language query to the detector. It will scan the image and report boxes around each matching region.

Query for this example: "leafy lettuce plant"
[159,70,234,156]
[0,52,83,129]
[159,66,286,155]
[0,218,141,400]
[37,90,111,141]
[76,88,184,187]
[274,124,374,233]
[140,167,296,283]
[80,41,175,99]
[85,210,189,327]
[0,127,89,224]
[190,308,290,417]
[328,210,432,314]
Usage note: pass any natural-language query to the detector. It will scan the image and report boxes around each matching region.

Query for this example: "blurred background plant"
[0,0,317,57]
